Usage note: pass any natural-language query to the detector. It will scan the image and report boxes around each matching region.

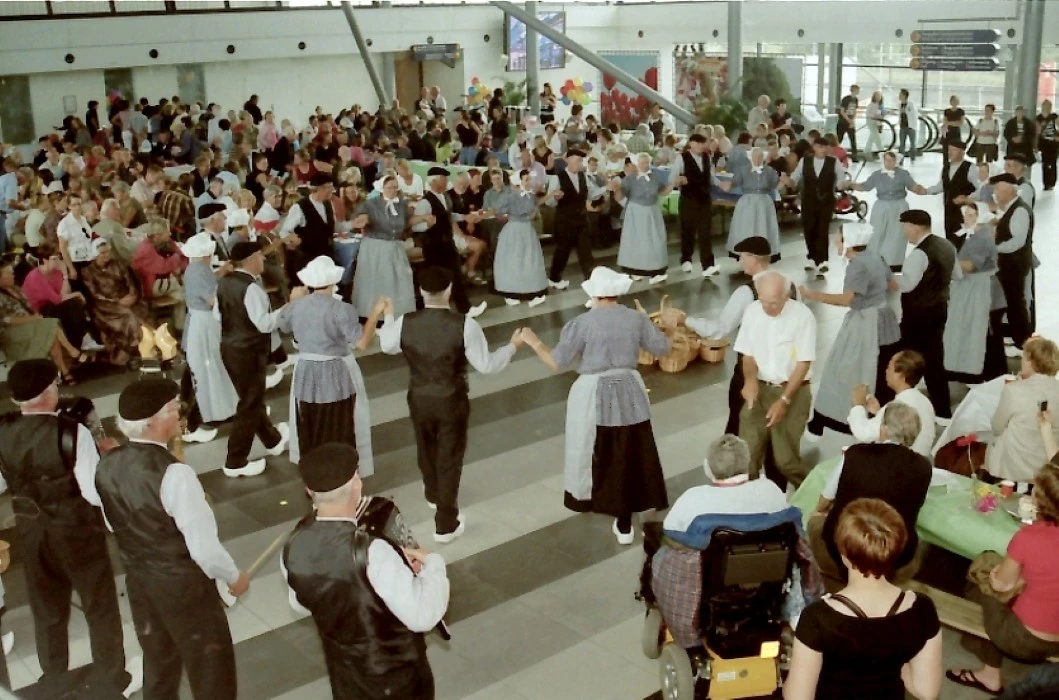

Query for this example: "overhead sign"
[410,43,462,68]
[909,57,1000,72]
[910,29,1002,44]
[910,43,1000,58]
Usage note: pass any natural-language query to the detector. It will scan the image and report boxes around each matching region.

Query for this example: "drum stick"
[219,530,292,608]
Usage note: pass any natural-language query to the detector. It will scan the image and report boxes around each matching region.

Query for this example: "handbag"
[967,550,1024,605]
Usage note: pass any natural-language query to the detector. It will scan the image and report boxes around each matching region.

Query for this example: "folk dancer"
[781,137,852,275]
[611,153,674,285]
[852,151,925,271]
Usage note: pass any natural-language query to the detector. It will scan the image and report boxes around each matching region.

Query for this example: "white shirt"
[787,156,848,185]
[663,476,788,532]
[378,312,516,374]
[57,212,95,262]
[543,170,606,207]
[993,197,1031,254]
[847,387,937,458]
[975,117,1000,145]
[396,173,424,199]
[411,191,465,233]
[898,233,963,293]
[686,283,755,341]
[667,153,722,188]
[280,515,450,633]
[925,160,980,196]
[279,198,335,239]
[0,412,100,505]
[733,299,816,384]
[130,179,157,207]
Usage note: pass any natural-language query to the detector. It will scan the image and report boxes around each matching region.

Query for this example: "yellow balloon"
[574,77,583,87]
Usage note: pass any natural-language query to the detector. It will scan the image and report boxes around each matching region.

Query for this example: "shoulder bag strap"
[829,593,869,618]
[885,590,907,617]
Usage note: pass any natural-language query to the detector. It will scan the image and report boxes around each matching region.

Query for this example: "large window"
[505,11,566,72]
[0,75,33,144]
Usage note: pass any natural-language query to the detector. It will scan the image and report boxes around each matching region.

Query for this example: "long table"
[789,458,1022,560]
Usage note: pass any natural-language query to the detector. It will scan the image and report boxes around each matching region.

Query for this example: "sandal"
[74,352,89,365]
[60,372,78,386]
[945,669,1001,696]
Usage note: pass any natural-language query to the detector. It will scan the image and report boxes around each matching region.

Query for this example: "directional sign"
[410,43,462,68]
[910,29,1002,44]
[910,43,1000,58]
[909,57,1000,72]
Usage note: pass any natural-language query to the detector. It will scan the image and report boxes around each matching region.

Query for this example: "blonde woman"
[864,91,885,162]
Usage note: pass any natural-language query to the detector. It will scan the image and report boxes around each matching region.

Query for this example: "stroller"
[834,166,868,220]
[638,520,799,699]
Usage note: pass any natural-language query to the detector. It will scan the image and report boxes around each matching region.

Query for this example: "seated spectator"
[21,245,101,353]
[0,259,84,383]
[395,159,424,199]
[112,180,147,229]
[663,434,788,533]
[157,174,197,241]
[985,337,1059,483]
[94,198,145,264]
[947,466,1059,695]
[810,402,931,588]
[130,165,164,207]
[848,350,936,457]
[82,239,154,368]
[131,219,188,331]
[625,123,653,157]
[786,498,942,700]
[56,194,95,285]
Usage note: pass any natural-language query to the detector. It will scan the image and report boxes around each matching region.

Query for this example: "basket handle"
[634,298,648,315]
[658,294,671,314]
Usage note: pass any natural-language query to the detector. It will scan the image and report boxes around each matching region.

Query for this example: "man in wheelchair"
[639,435,824,698]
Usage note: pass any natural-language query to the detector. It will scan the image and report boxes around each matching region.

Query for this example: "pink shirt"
[1008,521,1059,634]
[21,267,64,312]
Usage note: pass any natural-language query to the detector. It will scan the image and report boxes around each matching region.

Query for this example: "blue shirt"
[0,172,17,214]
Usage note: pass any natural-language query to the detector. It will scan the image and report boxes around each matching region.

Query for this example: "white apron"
[812,306,881,426]
[564,368,646,500]
[944,271,994,375]
[184,308,238,423]
[288,352,374,476]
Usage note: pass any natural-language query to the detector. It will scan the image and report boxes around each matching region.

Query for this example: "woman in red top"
[292,149,317,187]
[21,246,100,353]
[948,466,1059,694]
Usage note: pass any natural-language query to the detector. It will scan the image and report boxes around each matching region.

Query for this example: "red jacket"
[132,239,187,297]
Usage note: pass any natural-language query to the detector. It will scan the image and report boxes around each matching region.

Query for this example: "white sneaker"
[81,337,105,352]
[528,295,547,308]
[433,516,465,544]
[648,274,668,285]
[804,430,822,444]
[183,426,218,444]
[504,298,521,306]
[548,279,570,290]
[936,417,952,428]
[702,265,720,277]
[426,501,437,510]
[277,353,299,371]
[1,632,12,656]
[265,368,284,390]
[680,261,693,273]
[123,655,144,698]
[223,458,267,478]
[466,302,487,319]
[612,519,634,545]
[804,261,817,271]
[817,262,830,274]
[1003,337,1015,347]
[584,299,594,309]
[630,275,644,281]
[265,422,291,456]
[1005,345,1023,359]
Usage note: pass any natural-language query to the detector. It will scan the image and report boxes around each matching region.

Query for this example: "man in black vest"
[669,134,719,277]
[544,150,598,289]
[97,378,248,700]
[893,209,959,420]
[378,268,521,541]
[781,137,851,274]
[922,140,978,240]
[809,402,931,586]
[0,360,141,697]
[217,240,306,477]
[282,443,449,700]
[990,173,1036,352]
[1003,152,1036,206]
[413,166,487,318]
[281,172,336,275]
[199,201,231,259]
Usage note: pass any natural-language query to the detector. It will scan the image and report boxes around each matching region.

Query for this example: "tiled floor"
[2,150,1054,699]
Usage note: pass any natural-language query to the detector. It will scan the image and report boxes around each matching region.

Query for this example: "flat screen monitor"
[506,11,566,72]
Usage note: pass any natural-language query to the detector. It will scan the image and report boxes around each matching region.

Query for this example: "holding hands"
[519,327,542,349]
[912,184,928,196]
[371,296,393,317]
[290,286,310,301]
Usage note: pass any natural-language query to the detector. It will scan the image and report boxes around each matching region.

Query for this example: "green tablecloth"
[790,458,1022,560]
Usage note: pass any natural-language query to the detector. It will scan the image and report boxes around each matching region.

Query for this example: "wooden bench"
[908,581,1059,662]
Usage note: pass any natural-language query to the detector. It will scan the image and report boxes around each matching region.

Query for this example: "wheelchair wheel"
[642,608,665,660]
[856,199,868,220]
[659,644,695,700]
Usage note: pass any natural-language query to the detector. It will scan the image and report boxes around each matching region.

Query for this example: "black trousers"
[801,202,833,266]
[221,343,281,468]
[901,306,951,418]
[126,571,236,700]
[40,298,96,349]
[678,196,714,267]
[179,364,204,432]
[549,213,595,283]
[18,519,127,690]
[328,634,434,700]
[408,391,469,534]
[1040,140,1058,189]
[836,120,857,156]
[423,243,469,315]
[998,265,1032,348]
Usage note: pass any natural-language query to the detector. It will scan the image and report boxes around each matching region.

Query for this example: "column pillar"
[1016,0,1044,111]
[1004,45,1019,112]
[726,0,742,97]
[816,43,826,110]
[828,43,843,113]
[526,0,540,116]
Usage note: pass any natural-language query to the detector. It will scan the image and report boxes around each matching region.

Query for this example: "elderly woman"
[801,223,900,436]
[625,123,654,156]
[176,233,237,443]
[785,499,942,700]
[131,218,188,332]
[278,256,388,471]
[944,203,1007,380]
[947,466,1059,695]
[722,146,782,261]
[853,151,924,270]
[489,169,548,307]
[350,175,432,319]
[612,153,674,284]
[82,239,154,368]
[983,337,1059,483]
[520,267,670,544]
[0,260,83,383]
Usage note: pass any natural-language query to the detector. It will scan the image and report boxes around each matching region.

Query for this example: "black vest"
[295,197,336,261]
[421,191,457,266]
[217,270,271,353]
[95,442,201,578]
[902,235,956,314]
[556,169,589,222]
[995,198,1035,276]
[400,308,469,398]
[801,156,836,206]
[282,517,421,692]
[680,151,711,203]
[942,161,975,234]
[822,443,931,570]
[0,413,100,528]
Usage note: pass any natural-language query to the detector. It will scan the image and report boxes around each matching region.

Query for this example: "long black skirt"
[564,420,669,517]
[296,397,358,459]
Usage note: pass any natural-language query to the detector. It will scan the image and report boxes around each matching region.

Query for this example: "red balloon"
[603,73,617,91]
[644,67,659,90]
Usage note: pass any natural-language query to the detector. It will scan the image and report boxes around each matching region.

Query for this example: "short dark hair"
[687,134,707,145]
[985,103,996,111]
[835,498,908,578]
[892,350,925,386]
[737,132,753,145]
[775,98,786,107]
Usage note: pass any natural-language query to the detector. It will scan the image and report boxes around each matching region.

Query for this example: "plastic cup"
[1000,480,1015,498]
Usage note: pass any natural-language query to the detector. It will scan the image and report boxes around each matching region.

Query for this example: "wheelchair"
[638,521,799,699]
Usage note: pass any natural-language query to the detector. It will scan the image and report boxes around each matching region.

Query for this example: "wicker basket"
[699,338,729,363]
[638,348,656,366]
[659,333,694,373]
[674,327,701,363]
